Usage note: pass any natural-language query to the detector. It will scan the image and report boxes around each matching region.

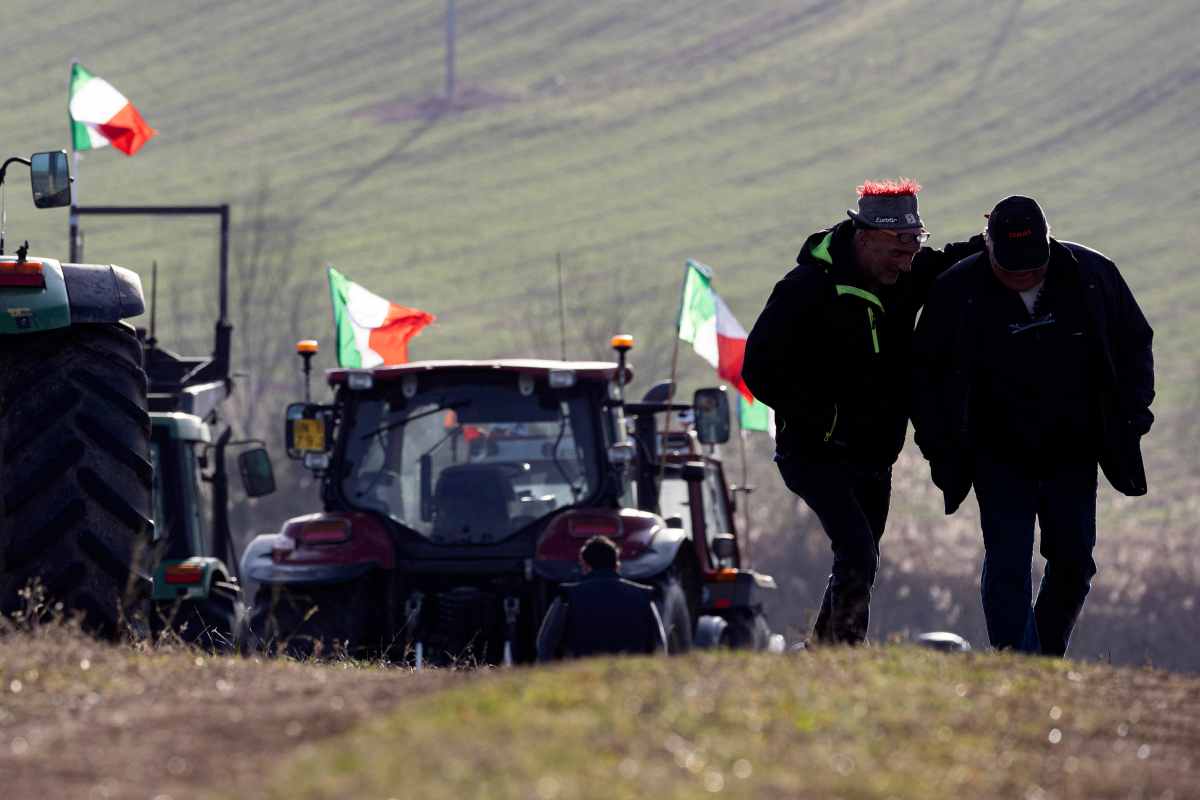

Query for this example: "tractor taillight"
[297,519,351,545]
[163,563,205,585]
[567,513,622,539]
[0,261,46,288]
[712,568,740,582]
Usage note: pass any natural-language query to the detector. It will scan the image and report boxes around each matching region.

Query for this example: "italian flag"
[678,259,774,434]
[69,63,157,156]
[328,267,435,368]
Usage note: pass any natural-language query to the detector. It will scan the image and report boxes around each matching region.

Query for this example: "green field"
[3,1,1197,665]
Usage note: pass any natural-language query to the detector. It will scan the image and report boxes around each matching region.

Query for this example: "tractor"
[242,336,780,662]
[0,151,151,636]
[141,316,276,649]
[0,150,275,647]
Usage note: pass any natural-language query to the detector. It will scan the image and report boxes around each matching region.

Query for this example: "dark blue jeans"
[776,455,891,645]
[973,457,1098,656]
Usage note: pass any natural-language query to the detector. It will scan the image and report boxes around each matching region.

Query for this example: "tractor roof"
[327,359,625,386]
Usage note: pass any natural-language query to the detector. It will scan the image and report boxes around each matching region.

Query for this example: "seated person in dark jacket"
[536,536,667,660]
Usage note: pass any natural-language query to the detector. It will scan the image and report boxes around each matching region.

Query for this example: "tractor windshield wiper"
[361,399,472,439]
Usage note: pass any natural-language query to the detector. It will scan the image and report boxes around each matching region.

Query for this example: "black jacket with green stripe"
[743,220,983,467]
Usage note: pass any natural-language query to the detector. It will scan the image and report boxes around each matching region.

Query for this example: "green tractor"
[0,151,152,636]
[0,151,275,647]
[145,391,275,650]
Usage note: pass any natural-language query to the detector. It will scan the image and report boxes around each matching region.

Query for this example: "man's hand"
[1129,411,1154,437]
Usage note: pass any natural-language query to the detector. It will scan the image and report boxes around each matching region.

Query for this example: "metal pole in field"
[557,251,567,360]
[445,0,456,100]
[738,423,752,568]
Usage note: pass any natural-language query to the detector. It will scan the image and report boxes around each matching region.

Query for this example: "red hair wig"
[857,178,922,198]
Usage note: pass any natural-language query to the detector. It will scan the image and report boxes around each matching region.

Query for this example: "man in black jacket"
[536,536,667,660]
[912,196,1154,656]
[743,179,983,645]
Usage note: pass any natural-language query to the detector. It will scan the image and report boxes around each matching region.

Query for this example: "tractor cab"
[243,337,780,662]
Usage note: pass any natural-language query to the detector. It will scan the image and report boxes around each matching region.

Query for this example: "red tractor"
[241,337,781,662]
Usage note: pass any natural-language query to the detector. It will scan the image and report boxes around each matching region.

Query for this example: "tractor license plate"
[293,418,326,451]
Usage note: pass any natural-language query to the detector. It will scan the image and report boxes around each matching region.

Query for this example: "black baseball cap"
[987,195,1050,272]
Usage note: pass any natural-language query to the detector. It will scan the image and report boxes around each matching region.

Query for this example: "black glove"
[1128,411,1154,437]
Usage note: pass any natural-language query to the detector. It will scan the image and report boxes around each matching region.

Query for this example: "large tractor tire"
[654,576,693,655]
[248,581,370,660]
[152,580,245,653]
[0,323,153,637]
[723,609,772,650]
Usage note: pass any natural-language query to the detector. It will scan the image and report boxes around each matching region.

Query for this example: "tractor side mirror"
[712,533,737,563]
[285,402,333,459]
[237,447,276,498]
[693,386,730,444]
[30,150,71,208]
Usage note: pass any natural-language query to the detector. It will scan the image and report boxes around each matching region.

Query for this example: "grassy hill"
[5,2,1197,380]
[3,1,1198,665]
[261,649,1200,800]
[2,624,1197,799]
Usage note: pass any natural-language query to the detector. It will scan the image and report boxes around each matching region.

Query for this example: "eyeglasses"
[879,228,931,245]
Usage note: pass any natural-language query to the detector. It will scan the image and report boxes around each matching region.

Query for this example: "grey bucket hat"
[847,192,924,230]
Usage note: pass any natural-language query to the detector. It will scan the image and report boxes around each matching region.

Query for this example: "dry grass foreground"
[3,622,1197,800]
[0,621,452,800]
[258,651,1200,799]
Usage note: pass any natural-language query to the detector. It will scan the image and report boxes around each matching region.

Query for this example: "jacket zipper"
[834,284,883,355]
[824,404,839,443]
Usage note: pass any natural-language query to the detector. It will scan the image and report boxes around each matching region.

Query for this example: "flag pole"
[737,412,753,568]
[556,251,567,360]
[659,261,692,480]
[68,58,80,262]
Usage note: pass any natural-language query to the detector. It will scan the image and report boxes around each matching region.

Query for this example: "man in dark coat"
[743,178,983,645]
[536,536,667,660]
[911,195,1154,656]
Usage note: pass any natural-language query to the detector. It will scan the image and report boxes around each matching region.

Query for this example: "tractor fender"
[151,557,229,602]
[240,511,394,586]
[0,256,70,332]
[61,262,145,322]
[693,614,729,648]
[618,524,688,582]
[240,532,374,585]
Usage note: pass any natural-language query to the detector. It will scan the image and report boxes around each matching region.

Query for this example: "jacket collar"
[799,220,854,270]
[800,221,888,307]
[581,567,620,582]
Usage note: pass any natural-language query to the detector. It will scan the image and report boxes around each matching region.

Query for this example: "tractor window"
[340,374,602,544]
[190,444,213,558]
[701,463,734,556]
[149,441,165,546]
[657,476,694,538]
[151,429,206,561]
